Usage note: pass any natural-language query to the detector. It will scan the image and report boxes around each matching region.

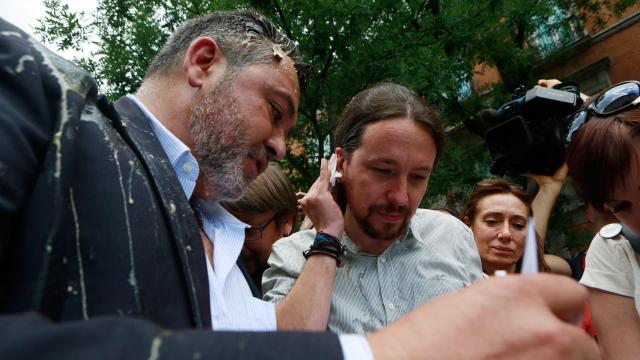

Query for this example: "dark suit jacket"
[0,18,341,359]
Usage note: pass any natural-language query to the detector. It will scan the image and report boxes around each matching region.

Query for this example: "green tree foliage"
[36,0,637,198]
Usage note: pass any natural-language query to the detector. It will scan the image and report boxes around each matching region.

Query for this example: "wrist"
[537,185,562,197]
[317,225,343,239]
[302,231,347,267]
[366,332,409,360]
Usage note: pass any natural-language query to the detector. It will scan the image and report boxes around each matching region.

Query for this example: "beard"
[349,199,412,241]
[188,76,250,202]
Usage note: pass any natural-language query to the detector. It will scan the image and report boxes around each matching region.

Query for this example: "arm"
[580,234,640,358]
[544,254,573,276]
[0,21,63,241]
[274,254,337,330]
[526,163,568,244]
[273,158,344,330]
[1,312,343,359]
[589,288,640,359]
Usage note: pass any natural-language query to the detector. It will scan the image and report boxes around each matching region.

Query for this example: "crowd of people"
[0,8,637,359]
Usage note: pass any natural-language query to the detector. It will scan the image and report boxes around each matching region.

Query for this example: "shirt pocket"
[411,275,465,309]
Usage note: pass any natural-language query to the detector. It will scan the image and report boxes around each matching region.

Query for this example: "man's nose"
[265,132,286,161]
[387,177,409,206]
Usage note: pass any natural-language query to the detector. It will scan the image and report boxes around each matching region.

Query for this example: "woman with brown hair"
[462,178,549,275]
[564,80,640,359]
[222,163,297,292]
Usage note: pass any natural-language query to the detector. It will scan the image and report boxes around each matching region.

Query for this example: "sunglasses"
[565,81,640,143]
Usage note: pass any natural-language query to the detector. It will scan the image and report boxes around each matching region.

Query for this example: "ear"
[183,37,227,89]
[335,147,346,173]
[281,214,295,238]
[462,215,471,226]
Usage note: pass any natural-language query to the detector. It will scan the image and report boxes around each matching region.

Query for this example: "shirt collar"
[198,200,249,228]
[127,94,199,198]
[195,199,250,287]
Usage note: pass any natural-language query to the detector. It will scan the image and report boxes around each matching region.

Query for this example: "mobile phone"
[327,153,346,213]
[328,153,342,188]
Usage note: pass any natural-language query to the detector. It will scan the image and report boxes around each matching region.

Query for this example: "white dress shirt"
[197,200,277,330]
[129,94,372,359]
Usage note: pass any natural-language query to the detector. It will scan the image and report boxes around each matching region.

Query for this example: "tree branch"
[273,0,294,41]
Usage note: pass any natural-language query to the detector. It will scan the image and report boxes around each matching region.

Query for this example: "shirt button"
[183,162,193,172]
[380,257,386,264]
[388,303,396,310]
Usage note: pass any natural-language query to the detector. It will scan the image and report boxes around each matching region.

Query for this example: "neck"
[483,262,517,276]
[192,177,213,199]
[344,208,395,255]
[135,77,194,148]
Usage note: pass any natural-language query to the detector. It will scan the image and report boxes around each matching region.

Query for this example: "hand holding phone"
[297,154,345,237]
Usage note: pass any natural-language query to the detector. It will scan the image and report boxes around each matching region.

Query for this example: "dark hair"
[145,10,308,82]
[334,82,445,161]
[462,178,532,223]
[567,106,640,211]
[221,162,297,228]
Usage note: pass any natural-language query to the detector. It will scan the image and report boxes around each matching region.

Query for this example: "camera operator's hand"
[537,79,563,89]
[524,162,568,190]
[538,79,589,102]
[367,274,600,359]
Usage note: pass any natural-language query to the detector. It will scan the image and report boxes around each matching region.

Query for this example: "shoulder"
[583,223,640,278]
[581,223,640,296]
[409,209,475,251]
[411,209,471,236]
[1,20,97,123]
[410,209,483,281]
[1,20,95,97]
[589,224,636,259]
[272,229,316,253]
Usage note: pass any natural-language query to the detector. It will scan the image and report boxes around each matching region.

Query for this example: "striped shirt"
[127,95,199,197]
[263,209,483,335]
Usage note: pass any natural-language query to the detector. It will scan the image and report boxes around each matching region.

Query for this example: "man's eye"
[410,173,427,181]
[485,219,498,226]
[373,168,392,174]
[271,104,282,122]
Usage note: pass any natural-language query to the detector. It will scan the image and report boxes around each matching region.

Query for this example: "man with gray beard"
[0,10,350,359]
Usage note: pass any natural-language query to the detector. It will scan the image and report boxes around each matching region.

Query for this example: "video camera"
[468,83,583,176]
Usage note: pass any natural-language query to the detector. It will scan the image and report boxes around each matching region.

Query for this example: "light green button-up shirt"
[263,209,483,335]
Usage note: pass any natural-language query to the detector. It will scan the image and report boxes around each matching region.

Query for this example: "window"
[529,6,586,57]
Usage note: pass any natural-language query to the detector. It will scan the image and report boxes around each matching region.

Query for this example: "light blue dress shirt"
[126,95,199,197]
